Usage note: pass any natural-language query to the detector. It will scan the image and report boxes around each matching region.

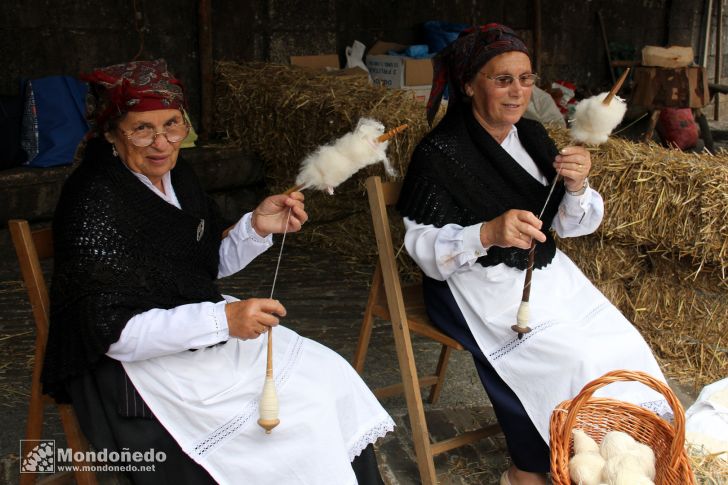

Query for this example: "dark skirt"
[422,276,551,473]
[66,356,383,484]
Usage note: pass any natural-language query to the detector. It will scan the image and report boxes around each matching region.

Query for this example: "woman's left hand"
[554,146,591,192]
[251,191,308,237]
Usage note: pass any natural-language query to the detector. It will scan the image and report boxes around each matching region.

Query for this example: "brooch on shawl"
[197,219,205,241]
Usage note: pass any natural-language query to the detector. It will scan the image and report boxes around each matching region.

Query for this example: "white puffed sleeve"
[217,211,273,278]
[107,300,231,362]
[403,217,488,281]
[552,186,604,237]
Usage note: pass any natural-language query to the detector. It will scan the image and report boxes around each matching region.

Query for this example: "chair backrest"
[365,176,409,322]
[8,220,53,346]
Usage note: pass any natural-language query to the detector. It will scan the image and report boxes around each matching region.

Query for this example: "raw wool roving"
[295,118,396,194]
[570,93,628,145]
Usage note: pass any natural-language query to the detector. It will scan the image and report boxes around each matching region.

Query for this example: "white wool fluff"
[569,451,606,485]
[602,455,655,485]
[295,118,396,194]
[573,429,600,454]
[570,92,627,145]
[600,431,637,462]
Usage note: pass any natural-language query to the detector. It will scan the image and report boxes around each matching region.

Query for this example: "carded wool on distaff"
[295,118,396,194]
[570,92,628,145]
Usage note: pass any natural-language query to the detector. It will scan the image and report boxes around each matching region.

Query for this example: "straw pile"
[214,62,727,387]
[687,444,728,485]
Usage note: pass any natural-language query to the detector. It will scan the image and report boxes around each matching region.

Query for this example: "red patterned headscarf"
[82,59,185,135]
[426,23,529,125]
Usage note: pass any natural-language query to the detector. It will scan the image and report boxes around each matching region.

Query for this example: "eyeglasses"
[484,73,539,88]
[122,120,190,147]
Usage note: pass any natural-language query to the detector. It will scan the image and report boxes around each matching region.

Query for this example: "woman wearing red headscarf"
[43,59,392,485]
[397,25,669,485]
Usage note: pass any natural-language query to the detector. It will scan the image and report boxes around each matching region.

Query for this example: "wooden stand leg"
[644,109,661,142]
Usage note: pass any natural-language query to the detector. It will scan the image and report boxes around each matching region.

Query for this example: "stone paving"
[0,234,508,485]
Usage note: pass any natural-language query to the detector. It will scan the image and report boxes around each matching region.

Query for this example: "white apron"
[447,249,671,442]
[122,325,394,484]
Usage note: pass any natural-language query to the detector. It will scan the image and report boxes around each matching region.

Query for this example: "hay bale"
[630,258,727,388]
[549,128,728,278]
[214,61,431,191]
[557,234,644,282]
[214,61,437,263]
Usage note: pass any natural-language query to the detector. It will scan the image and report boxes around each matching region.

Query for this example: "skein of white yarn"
[602,454,655,485]
[573,429,600,454]
[600,431,657,484]
[600,431,637,461]
[568,430,606,485]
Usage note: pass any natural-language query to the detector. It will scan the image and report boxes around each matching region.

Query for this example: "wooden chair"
[9,219,97,485]
[353,177,500,485]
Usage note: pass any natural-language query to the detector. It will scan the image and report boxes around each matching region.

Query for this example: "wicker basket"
[549,370,696,485]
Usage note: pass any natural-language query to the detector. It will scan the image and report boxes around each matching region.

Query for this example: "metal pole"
[198,0,213,142]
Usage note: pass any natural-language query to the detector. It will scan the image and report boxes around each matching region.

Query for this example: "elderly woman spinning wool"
[42,59,393,485]
[396,25,670,485]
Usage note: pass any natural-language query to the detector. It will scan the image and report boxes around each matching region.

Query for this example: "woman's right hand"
[225,298,286,340]
[480,209,546,250]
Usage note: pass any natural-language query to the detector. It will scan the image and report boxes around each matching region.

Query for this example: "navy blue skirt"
[423,276,550,472]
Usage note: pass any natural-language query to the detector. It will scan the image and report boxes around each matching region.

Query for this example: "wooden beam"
[715,0,723,120]
[198,0,213,142]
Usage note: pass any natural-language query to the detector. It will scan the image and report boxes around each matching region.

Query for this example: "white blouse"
[106,170,273,361]
[403,125,604,281]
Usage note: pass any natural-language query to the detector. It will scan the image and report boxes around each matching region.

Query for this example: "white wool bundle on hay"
[570,92,628,145]
[295,118,396,194]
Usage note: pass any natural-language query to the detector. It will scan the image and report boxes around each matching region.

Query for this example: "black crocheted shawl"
[43,138,226,399]
[397,104,565,270]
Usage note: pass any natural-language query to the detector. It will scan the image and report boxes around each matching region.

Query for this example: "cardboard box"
[631,66,709,109]
[365,41,433,89]
[401,85,432,104]
[290,54,340,70]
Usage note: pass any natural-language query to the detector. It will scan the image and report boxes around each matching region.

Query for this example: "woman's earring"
[112,145,118,157]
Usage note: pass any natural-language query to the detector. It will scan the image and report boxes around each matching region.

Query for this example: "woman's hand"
[554,146,591,192]
[480,209,546,250]
[225,298,286,340]
[251,191,308,237]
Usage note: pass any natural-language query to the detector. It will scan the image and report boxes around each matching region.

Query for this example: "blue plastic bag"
[386,44,432,59]
[423,20,468,54]
[21,76,88,168]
